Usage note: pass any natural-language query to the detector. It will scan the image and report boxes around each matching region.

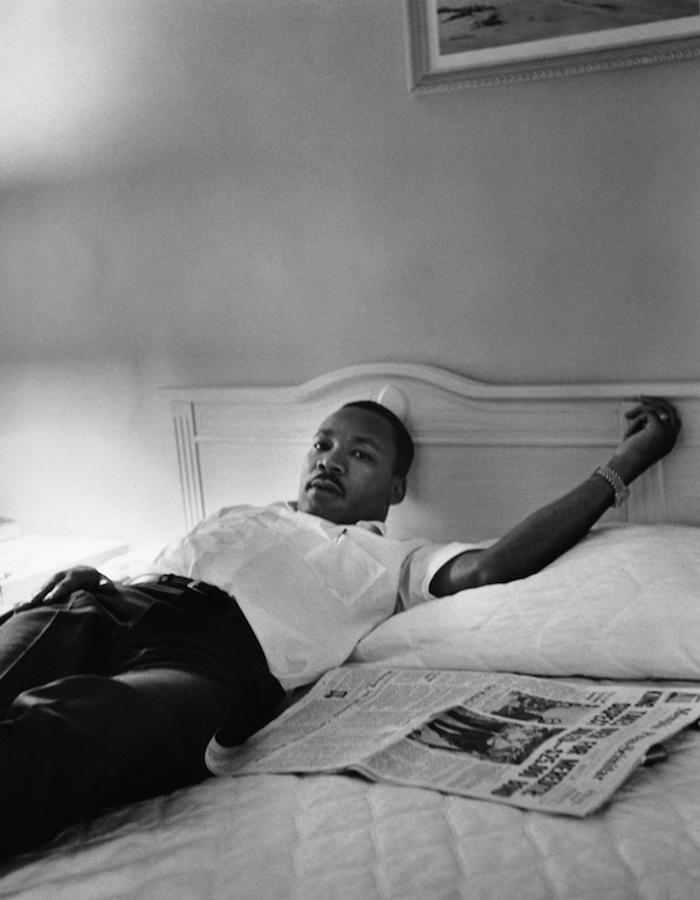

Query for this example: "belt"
[131,574,270,668]
[151,574,229,602]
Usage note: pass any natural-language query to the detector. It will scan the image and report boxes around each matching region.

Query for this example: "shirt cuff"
[401,541,485,609]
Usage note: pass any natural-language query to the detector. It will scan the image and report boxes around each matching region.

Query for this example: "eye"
[352,450,372,462]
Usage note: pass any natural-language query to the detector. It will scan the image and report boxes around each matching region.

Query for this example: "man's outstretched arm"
[429,397,681,597]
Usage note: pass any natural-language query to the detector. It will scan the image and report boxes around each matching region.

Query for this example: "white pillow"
[352,525,700,680]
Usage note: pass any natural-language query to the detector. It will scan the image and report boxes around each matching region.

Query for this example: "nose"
[318,448,346,474]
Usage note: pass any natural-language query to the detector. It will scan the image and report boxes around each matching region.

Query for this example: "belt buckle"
[157,574,215,600]
[156,574,200,593]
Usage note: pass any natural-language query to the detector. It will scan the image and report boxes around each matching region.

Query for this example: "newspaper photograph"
[205,665,700,816]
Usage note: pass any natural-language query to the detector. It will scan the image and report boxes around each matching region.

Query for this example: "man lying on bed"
[0,396,680,858]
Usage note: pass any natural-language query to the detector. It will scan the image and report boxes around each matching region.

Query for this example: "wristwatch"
[593,465,629,508]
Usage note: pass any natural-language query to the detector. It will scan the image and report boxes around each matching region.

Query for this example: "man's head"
[297,401,414,525]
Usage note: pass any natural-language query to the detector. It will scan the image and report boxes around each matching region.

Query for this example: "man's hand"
[610,396,681,484]
[30,566,106,606]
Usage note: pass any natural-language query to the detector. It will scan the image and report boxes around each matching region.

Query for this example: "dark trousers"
[0,580,284,859]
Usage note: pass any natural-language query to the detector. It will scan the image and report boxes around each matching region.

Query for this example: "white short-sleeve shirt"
[153,503,471,689]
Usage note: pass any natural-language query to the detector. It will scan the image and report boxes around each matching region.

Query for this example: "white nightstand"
[0,535,128,611]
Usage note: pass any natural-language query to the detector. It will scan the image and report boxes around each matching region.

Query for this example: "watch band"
[593,465,629,508]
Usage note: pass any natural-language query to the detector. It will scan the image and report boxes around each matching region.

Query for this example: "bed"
[2,362,700,899]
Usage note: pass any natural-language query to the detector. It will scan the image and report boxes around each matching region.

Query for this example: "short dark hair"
[342,400,414,478]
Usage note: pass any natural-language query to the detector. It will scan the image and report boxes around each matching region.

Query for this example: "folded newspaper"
[206,666,700,816]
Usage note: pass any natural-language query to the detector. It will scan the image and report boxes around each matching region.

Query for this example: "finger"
[50,568,105,604]
[622,409,648,438]
[626,396,667,419]
[658,401,680,432]
[626,398,680,433]
[47,572,91,603]
[29,572,66,605]
[40,580,72,604]
[624,402,646,420]
[645,399,680,434]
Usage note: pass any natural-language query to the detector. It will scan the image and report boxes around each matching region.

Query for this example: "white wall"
[1,0,699,544]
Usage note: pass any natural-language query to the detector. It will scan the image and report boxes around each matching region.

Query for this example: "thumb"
[30,571,68,605]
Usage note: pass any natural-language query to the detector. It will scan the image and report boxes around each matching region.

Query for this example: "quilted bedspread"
[3,524,700,898]
[2,725,700,900]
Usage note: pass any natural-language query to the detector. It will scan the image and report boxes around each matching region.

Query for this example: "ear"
[389,476,407,506]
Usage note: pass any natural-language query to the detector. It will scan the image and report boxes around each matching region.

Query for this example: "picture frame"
[405,0,700,90]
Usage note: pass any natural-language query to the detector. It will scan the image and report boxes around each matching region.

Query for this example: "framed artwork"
[405,0,700,89]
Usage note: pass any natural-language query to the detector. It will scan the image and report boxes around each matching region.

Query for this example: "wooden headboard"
[162,364,700,543]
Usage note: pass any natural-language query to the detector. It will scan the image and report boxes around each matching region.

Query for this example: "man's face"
[297,407,407,525]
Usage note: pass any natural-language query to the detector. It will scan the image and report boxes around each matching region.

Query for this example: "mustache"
[307,472,345,494]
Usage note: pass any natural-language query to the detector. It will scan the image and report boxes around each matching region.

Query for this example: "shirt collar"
[281,501,386,536]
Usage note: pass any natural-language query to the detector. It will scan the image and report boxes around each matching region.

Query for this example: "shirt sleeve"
[398,541,481,610]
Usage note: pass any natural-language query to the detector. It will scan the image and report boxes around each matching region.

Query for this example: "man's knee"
[0,672,218,857]
[8,675,159,794]
[0,676,134,857]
